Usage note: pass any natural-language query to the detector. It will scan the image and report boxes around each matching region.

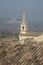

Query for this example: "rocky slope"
[0,39,43,65]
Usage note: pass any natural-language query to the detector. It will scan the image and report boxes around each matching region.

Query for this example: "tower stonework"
[19,11,28,40]
[19,11,43,42]
[20,11,28,34]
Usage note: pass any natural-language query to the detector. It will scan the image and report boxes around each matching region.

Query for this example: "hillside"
[0,38,43,65]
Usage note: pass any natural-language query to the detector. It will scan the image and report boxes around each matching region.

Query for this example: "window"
[22,26,24,30]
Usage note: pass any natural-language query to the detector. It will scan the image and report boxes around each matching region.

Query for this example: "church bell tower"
[20,11,28,34]
[19,10,28,41]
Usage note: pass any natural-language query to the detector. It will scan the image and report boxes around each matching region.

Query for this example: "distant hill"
[0,18,43,32]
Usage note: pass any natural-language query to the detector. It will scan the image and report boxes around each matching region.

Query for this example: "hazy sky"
[0,0,43,21]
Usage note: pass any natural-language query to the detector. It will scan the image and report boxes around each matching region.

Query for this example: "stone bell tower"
[19,11,28,41]
[20,11,28,34]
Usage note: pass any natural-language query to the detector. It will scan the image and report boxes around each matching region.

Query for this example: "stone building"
[19,11,43,43]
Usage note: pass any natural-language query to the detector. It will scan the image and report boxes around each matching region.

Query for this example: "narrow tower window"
[22,26,24,30]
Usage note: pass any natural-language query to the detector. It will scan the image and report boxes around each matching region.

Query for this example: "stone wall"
[34,34,43,42]
[19,34,43,42]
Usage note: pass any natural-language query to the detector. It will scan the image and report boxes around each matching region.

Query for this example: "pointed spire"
[22,9,26,24]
